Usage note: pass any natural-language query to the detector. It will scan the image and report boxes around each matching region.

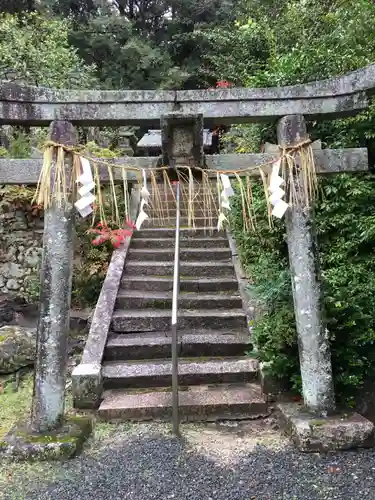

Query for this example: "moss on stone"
[0,326,36,374]
[1,415,93,461]
[0,371,93,461]
[310,419,326,427]
[0,373,33,440]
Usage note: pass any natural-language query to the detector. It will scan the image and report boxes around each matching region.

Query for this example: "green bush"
[231,173,375,405]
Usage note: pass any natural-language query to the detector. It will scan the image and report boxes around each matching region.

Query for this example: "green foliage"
[317,174,375,404]
[231,172,375,404]
[70,16,186,90]
[7,132,31,158]
[84,141,123,159]
[173,24,268,88]
[23,273,41,303]
[221,0,375,152]
[0,13,96,88]
[230,183,300,391]
[243,0,375,87]
[72,221,111,307]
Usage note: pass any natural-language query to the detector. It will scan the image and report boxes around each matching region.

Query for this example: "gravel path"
[1,420,375,500]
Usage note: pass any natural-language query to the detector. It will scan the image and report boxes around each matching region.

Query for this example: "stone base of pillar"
[278,402,375,452]
[0,416,93,461]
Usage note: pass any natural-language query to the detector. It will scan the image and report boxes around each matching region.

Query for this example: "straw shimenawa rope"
[33,140,317,231]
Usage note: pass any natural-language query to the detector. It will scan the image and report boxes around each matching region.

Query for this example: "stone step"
[127,247,232,262]
[133,228,224,239]
[149,199,217,206]
[124,261,234,277]
[148,208,211,217]
[150,190,217,198]
[151,187,217,193]
[111,308,248,332]
[143,217,221,228]
[150,197,217,204]
[130,237,229,249]
[98,383,268,422]
[105,330,251,361]
[115,290,242,310]
[120,276,239,293]
[102,357,258,389]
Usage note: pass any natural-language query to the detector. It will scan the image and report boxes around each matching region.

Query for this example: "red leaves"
[208,80,234,90]
[216,80,232,88]
[87,220,135,249]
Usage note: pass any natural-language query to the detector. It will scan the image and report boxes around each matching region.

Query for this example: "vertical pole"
[171,181,180,436]
[31,121,78,432]
[277,115,335,415]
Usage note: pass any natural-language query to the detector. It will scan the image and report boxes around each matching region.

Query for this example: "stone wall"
[0,204,43,297]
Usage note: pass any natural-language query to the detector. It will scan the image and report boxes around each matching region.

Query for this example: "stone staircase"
[97,185,268,422]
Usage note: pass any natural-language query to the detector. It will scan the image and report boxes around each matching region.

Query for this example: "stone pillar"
[277,114,335,415]
[0,125,12,149]
[160,113,204,169]
[31,121,77,433]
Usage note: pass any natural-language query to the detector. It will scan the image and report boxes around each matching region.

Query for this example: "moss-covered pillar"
[277,114,335,415]
[31,121,77,433]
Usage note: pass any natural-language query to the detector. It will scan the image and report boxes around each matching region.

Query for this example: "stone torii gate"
[0,64,374,454]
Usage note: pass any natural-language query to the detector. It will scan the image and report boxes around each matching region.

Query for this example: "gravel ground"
[1,419,375,500]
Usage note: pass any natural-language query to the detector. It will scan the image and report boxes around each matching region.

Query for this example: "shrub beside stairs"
[97,186,269,421]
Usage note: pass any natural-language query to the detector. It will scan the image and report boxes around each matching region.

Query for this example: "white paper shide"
[74,157,95,218]
[268,160,288,219]
[135,169,150,230]
[217,174,234,230]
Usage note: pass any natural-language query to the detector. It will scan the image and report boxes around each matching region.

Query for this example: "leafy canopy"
[0,13,96,88]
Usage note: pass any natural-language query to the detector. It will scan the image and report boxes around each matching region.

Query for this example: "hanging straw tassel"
[279,141,317,210]
[34,145,72,209]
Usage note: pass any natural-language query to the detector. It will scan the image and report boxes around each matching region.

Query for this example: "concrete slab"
[130,237,229,249]
[104,329,251,360]
[98,383,268,421]
[132,227,223,238]
[115,290,242,310]
[120,276,239,293]
[278,402,375,452]
[111,308,247,332]
[102,356,259,389]
[124,260,235,277]
[127,247,232,262]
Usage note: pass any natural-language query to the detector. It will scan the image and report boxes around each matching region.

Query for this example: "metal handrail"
[171,181,180,436]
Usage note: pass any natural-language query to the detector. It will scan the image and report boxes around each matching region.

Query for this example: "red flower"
[87,220,135,249]
[216,80,232,88]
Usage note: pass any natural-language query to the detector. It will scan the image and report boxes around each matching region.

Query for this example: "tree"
[33,0,241,89]
[69,14,187,89]
[0,0,35,14]
[0,13,97,88]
